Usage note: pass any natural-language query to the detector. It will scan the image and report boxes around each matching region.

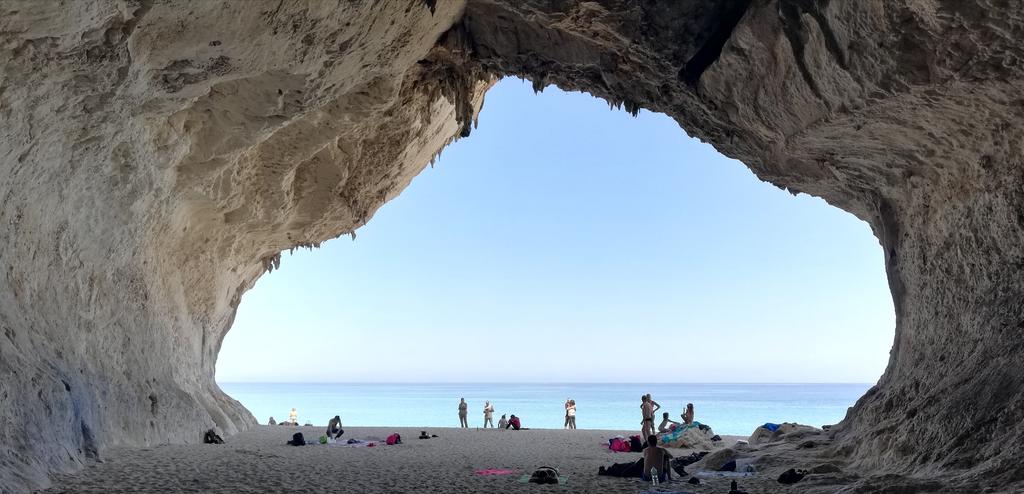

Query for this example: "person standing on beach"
[567,399,577,429]
[458,398,469,428]
[289,407,298,425]
[641,395,659,438]
[564,398,571,429]
[483,401,495,428]
[683,403,695,425]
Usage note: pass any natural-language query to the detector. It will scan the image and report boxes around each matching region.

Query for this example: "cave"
[2,1,1023,492]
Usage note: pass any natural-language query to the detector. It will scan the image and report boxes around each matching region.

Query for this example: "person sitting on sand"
[642,434,673,483]
[458,398,469,428]
[483,401,495,428]
[658,412,680,433]
[498,414,508,429]
[506,414,521,430]
[683,403,695,425]
[326,415,344,439]
[289,407,298,425]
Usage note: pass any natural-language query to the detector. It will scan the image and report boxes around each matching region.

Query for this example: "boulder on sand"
[748,423,821,445]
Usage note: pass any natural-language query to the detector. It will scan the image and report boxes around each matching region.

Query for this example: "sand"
[39,425,854,493]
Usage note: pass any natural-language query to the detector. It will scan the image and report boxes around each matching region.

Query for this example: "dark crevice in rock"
[680,0,753,87]
[79,423,98,460]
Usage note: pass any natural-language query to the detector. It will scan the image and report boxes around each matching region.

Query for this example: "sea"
[217,382,872,436]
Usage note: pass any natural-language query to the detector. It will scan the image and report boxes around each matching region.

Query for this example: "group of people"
[267,407,302,426]
[458,398,522,429]
[563,398,577,429]
[640,394,695,437]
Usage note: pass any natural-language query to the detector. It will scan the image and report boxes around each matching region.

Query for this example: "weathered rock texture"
[1,0,1022,492]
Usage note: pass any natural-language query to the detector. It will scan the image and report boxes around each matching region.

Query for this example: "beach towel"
[386,433,401,445]
[474,469,517,476]
[693,471,755,479]
[637,490,696,494]
[609,437,631,452]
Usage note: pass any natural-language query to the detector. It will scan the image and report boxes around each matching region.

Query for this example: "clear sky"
[215,78,895,384]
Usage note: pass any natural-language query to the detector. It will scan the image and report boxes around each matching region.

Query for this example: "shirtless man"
[640,394,660,438]
[326,415,344,439]
[683,403,695,425]
[458,398,469,428]
[642,434,673,483]
[658,412,680,433]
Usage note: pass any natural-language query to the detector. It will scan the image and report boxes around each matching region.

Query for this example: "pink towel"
[474,469,517,476]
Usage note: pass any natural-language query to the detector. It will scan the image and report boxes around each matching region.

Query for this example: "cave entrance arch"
[214,77,894,433]
[3,1,1023,492]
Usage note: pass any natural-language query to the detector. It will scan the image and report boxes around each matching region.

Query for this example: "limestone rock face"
[2,0,1023,492]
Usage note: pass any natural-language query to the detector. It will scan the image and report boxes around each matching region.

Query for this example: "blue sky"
[215,78,895,384]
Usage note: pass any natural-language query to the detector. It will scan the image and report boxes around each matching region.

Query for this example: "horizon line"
[217,381,876,385]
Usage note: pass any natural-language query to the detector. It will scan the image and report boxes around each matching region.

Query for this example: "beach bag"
[608,438,630,452]
[386,433,401,445]
[528,466,559,484]
[203,429,224,444]
[288,432,305,446]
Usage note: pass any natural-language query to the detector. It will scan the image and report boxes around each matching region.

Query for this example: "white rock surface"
[2,1,1023,492]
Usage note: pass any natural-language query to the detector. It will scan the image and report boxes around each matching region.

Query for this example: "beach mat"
[693,471,755,478]
[517,474,569,485]
[475,468,517,476]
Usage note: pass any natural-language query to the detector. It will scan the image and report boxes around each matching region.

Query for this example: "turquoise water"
[217,382,871,436]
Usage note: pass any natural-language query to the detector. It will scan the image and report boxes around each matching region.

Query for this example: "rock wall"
[1,0,1022,491]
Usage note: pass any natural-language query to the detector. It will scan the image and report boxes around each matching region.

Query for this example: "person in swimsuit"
[458,398,469,428]
[640,394,660,438]
[326,415,344,439]
[289,407,298,425]
[642,434,673,483]
[567,399,577,429]
[683,403,695,425]
[658,412,680,433]
[564,398,571,429]
[483,401,495,428]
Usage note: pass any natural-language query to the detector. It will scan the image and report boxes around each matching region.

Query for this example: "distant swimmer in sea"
[483,401,495,428]
[498,414,508,429]
[326,415,344,439]
[567,399,577,429]
[506,414,522,430]
[683,403,695,425]
[658,412,680,433]
[458,398,469,428]
[289,407,298,425]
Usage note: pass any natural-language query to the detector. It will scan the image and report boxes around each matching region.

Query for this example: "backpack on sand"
[287,432,305,446]
[203,429,224,444]
[529,466,560,484]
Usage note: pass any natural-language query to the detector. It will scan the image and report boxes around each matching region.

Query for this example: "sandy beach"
[39,425,849,493]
